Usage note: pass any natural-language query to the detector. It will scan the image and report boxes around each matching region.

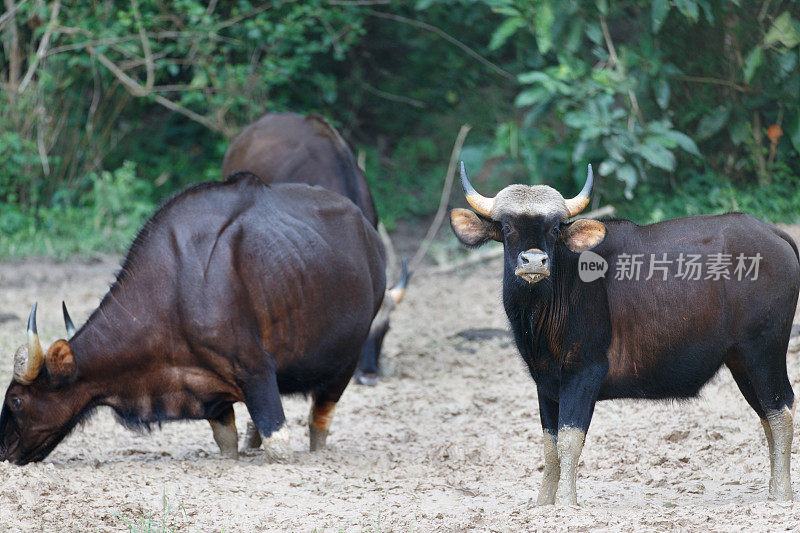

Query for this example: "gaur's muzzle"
[515,249,550,284]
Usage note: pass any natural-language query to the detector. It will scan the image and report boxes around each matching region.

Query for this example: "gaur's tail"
[775,227,800,268]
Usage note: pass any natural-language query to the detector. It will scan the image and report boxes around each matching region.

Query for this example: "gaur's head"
[450,163,606,288]
[0,303,82,464]
[355,260,410,386]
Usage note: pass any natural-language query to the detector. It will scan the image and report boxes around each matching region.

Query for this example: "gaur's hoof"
[768,488,794,502]
[309,426,329,451]
[554,489,578,506]
[220,447,239,460]
[262,427,291,464]
[354,371,379,386]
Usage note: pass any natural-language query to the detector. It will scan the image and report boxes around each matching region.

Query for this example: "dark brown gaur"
[451,162,799,504]
[0,173,386,464]
[223,111,408,389]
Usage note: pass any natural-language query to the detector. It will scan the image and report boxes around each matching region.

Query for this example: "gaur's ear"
[45,339,76,382]
[561,219,607,252]
[450,208,502,247]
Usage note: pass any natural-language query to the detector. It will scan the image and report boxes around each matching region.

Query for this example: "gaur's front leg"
[536,390,560,505]
[554,361,607,505]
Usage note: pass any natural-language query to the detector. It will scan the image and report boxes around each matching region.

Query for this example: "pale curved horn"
[62,301,76,338]
[14,302,45,385]
[460,162,495,218]
[388,258,410,304]
[564,164,594,218]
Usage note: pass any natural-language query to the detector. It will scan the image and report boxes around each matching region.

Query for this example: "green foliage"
[483,0,800,209]
[1,0,799,259]
[618,164,800,225]
[0,162,154,258]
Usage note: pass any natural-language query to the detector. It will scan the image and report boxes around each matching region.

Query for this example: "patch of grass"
[115,488,196,533]
[614,165,800,225]
[0,161,155,259]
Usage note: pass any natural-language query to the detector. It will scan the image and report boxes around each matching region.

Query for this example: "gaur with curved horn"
[0,174,386,464]
[13,303,45,385]
[451,159,799,504]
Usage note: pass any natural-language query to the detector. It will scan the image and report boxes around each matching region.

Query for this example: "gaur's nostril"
[541,257,548,267]
[520,255,530,264]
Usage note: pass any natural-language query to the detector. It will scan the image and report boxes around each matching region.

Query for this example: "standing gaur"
[223,111,409,387]
[450,162,799,504]
[0,173,386,464]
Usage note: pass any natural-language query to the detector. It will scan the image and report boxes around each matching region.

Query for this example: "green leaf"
[655,79,670,110]
[743,47,763,84]
[662,130,701,156]
[598,159,617,176]
[489,17,526,51]
[764,12,800,49]
[534,2,555,54]
[729,119,750,146]
[674,0,699,22]
[696,106,730,141]
[518,71,550,84]
[515,87,549,107]
[651,0,670,33]
[636,142,676,171]
[617,164,638,199]
[585,23,603,45]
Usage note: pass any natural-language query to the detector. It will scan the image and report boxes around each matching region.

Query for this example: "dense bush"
[0,0,798,257]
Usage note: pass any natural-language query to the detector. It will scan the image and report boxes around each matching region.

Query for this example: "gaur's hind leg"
[245,420,263,449]
[765,403,794,501]
[728,347,795,501]
[208,405,238,459]
[309,361,356,451]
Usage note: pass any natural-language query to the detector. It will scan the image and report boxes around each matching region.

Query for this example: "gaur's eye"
[8,397,22,411]
[503,223,516,235]
[551,226,562,238]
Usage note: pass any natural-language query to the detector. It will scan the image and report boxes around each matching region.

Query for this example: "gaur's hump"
[305,113,351,153]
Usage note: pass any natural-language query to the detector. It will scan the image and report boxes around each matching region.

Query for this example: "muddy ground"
[1,225,800,532]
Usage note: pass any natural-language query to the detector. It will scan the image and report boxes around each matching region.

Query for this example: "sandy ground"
[0,225,800,532]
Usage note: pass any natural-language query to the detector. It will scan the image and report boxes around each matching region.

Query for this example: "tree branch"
[672,74,749,93]
[18,0,61,93]
[369,10,515,81]
[90,46,222,132]
[409,124,471,271]
[359,80,426,108]
[599,15,645,128]
[131,0,154,93]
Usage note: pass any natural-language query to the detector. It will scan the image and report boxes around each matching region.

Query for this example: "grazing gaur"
[450,162,799,504]
[222,112,378,226]
[223,111,409,387]
[0,173,386,464]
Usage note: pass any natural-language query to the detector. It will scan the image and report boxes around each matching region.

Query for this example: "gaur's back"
[121,173,386,392]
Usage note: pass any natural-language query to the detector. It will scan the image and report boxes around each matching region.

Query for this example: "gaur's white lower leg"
[262,425,292,463]
[554,427,585,505]
[209,414,238,460]
[760,418,776,495]
[536,431,560,505]
[309,401,337,451]
[245,420,263,449]
[766,405,794,501]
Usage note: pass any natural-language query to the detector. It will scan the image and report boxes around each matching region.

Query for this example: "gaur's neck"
[502,247,579,361]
